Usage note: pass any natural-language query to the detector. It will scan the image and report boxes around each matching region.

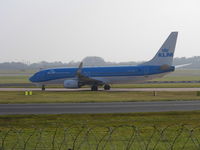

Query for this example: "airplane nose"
[29,71,45,83]
[29,75,34,82]
[29,74,37,82]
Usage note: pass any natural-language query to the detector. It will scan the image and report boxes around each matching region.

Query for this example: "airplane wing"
[75,62,104,85]
[175,63,192,69]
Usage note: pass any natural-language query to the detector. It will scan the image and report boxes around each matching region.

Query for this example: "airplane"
[29,32,178,91]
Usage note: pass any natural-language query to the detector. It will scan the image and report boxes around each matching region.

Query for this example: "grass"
[0,69,36,74]
[167,69,200,76]
[0,76,30,84]
[1,91,200,104]
[152,76,200,81]
[1,112,200,149]
[0,111,200,129]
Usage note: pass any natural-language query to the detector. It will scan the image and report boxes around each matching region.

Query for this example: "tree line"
[0,56,199,70]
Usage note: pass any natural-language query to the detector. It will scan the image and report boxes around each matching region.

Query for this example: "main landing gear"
[90,84,111,91]
[104,84,111,90]
[41,85,45,91]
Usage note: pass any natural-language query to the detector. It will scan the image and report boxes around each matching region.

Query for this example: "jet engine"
[64,79,80,88]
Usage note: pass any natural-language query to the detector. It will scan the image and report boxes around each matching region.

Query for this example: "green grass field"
[0,69,36,74]
[0,111,200,130]
[152,76,200,81]
[0,76,30,84]
[1,91,200,104]
[1,112,200,150]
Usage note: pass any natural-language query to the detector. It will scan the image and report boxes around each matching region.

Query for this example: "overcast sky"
[0,0,200,63]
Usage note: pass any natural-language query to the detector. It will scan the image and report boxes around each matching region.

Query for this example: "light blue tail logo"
[158,48,173,57]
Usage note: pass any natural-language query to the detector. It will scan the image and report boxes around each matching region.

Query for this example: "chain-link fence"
[1,125,200,150]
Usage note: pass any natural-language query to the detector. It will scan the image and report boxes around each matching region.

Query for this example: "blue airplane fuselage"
[29,65,174,84]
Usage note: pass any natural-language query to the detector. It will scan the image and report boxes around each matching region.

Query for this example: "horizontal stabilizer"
[175,63,192,69]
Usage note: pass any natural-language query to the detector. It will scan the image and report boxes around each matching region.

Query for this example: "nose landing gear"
[104,84,111,90]
[41,85,45,91]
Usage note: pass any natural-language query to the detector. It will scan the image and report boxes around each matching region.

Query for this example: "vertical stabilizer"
[140,32,178,66]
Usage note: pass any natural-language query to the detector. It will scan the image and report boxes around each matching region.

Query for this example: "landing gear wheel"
[104,84,111,90]
[91,85,98,91]
[42,85,45,91]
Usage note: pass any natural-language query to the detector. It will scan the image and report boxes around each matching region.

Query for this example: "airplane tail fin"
[140,32,178,66]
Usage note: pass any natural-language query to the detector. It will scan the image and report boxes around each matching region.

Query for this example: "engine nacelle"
[64,80,80,88]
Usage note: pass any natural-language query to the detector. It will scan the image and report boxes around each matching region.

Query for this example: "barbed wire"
[0,124,200,150]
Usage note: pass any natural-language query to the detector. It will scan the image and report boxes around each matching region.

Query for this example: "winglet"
[76,62,83,76]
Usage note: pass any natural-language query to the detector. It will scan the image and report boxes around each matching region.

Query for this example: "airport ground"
[0,70,200,103]
[1,91,200,104]
[0,69,200,149]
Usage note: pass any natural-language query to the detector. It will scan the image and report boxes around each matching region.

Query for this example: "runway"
[1,87,200,91]
[1,80,200,88]
[1,101,200,115]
